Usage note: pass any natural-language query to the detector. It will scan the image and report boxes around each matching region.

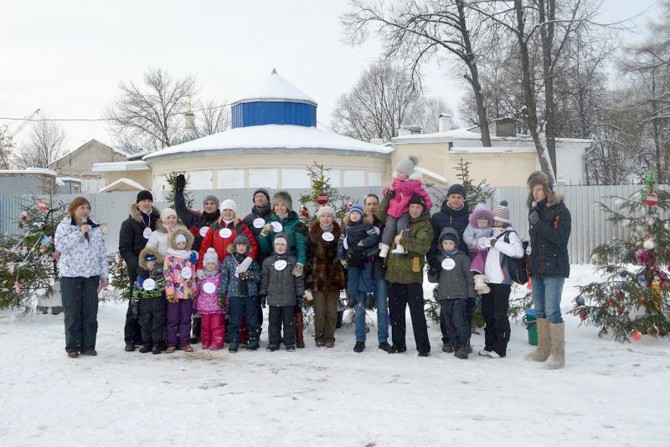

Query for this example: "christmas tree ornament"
[317,191,328,205]
[644,193,659,207]
[37,201,49,212]
[631,330,642,341]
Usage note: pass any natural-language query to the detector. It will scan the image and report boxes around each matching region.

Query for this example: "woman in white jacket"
[145,208,178,256]
[55,197,109,358]
[479,201,524,358]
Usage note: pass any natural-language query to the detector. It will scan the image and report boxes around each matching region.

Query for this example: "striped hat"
[492,200,511,224]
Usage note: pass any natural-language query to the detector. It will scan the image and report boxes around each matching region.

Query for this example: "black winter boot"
[138,344,152,353]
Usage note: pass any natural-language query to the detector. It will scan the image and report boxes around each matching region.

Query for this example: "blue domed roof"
[230,69,317,128]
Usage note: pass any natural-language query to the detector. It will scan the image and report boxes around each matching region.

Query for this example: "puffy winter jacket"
[195,274,224,314]
[429,201,470,267]
[260,234,305,307]
[55,217,109,279]
[432,228,476,300]
[197,218,259,269]
[119,203,160,282]
[484,227,525,285]
[383,178,433,218]
[219,254,261,298]
[258,210,307,265]
[385,212,434,285]
[174,187,220,253]
[528,196,571,278]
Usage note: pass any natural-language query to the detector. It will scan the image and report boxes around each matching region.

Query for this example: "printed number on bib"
[203,282,216,294]
[181,266,193,279]
[271,221,283,233]
[143,228,152,239]
[219,228,232,239]
[142,278,156,291]
[253,218,265,229]
[322,232,334,242]
[199,226,209,238]
[274,260,287,271]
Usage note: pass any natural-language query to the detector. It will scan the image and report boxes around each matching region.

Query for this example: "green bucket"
[522,309,538,346]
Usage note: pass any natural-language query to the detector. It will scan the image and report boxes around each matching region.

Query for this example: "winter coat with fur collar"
[119,203,160,281]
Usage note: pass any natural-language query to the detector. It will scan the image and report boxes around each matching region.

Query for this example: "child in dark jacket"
[338,203,379,353]
[220,235,261,352]
[195,248,225,350]
[134,247,167,355]
[260,232,305,352]
[433,227,476,359]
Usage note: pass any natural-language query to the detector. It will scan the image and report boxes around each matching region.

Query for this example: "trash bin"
[522,308,538,346]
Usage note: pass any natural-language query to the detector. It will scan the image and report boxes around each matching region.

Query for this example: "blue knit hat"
[349,204,364,217]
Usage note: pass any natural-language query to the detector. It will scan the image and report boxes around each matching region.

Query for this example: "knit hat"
[493,200,511,224]
[220,199,237,214]
[253,188,271,203]
[202,247,219,268]
[136,190,153,203]
[447,184,466,199]
[160,208,177,221]
[442,233,458,243]
[234,234,250,249]
[203,195,220,209]
[272,191,293,210]
[174,233,187,245]
[408,194,426,209]
[316,205,335,219]
[396,155,419,176]
[349,203,364,217]
[273,235,288,247]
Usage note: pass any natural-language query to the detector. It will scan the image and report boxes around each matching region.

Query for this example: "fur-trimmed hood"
[139,246,163,270]
[526,171,565,208]
[438,227,460,247]
[129,203,160,223]
[168,225,194,251]
[469,203,494,226]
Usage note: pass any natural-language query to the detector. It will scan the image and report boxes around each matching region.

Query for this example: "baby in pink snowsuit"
[380,155,432,257]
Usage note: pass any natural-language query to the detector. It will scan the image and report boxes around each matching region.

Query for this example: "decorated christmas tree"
[570,170,670,342]
[0,195,64,313]
[298,161,352,226]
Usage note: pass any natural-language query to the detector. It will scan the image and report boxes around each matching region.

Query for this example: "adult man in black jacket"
[119,190,160,352]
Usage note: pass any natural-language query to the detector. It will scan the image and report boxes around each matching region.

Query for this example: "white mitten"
[304,290,314,302]
[235,256,253,274]
[196,269,205,280]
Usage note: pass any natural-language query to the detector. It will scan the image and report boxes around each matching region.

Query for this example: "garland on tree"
[569,170,670,342]
[0,195,64,313]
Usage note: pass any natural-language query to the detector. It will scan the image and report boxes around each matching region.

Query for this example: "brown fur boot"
[524,318,551,362]
[295,312,305,348]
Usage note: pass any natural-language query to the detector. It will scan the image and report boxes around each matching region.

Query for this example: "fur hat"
[139,246,162,270]
[136,190,153,203]
[272,191,293,210]
[253,188,271,203]
[220,199,237,214]
[492,200,511,224]
[396,155,419,176]
[349,203,364,217]
[316,206,335,219]
[234,234,251,251]
[408,194,426,210]
[527,170,552,192]
[447,184,466,199]
[203,195,220,209]
[469,203,494,227]
[202,247,219,268]
[160,208,177,221]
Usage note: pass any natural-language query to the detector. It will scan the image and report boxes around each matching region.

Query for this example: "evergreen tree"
[570,170,670,342]
[427,158,495,206]
[298,162,352,226]
[163,172,194,209]
[0,195,64,313]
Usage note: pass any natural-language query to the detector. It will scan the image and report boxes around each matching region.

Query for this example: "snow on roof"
[57,177,82,182]
[142,124,393,162]
[99,178,147,193]
[450,146,537,154]
[92,160,150,172]
[0,168,58,177]
[415,167,447,184]
[392,127,593,145]
[231,69,317,106]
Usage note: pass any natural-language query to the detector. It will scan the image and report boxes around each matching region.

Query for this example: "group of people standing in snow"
[54,155,571,369]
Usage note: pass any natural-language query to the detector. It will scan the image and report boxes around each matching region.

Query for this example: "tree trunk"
[538,0,558,177]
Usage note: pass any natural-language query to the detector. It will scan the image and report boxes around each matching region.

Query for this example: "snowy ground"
[1,265,669,447]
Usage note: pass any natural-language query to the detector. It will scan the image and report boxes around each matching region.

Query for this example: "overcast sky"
[0,0,661,154]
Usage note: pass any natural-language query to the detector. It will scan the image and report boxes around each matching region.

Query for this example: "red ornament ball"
[644,193,659,207]
[631,330,642,341]
[37,201,49,212]
[316,192,328,205]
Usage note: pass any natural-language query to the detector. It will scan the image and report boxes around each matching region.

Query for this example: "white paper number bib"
[219,228,232,239]
[322,232,334,242]
[441,258,456,271]
[143,228,152,239]
[199,226,209,238]
[274,260,287,271]
[181,266,193,279]
[253,218,266,229]
[142,278,156,291]
[271,221,283,233]
[203,282,216,294]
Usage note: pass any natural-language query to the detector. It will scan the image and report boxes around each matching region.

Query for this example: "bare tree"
[194,98,231,138]
[105,68,197,153]
[342,0,493,146]
[13,118,66,169]
[331,63,425,142]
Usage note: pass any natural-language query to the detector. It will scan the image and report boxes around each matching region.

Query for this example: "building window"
[282,168,310,188]
[217,169,244,189]
[343,170,365,187]
[249,169,278,189]
[329,170,341,187]
[368,171,382,186]
[187,170,213,189]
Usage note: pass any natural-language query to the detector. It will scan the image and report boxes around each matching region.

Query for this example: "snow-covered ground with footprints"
[1,265,668,446]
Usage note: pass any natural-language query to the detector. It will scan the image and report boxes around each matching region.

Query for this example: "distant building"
[48,139,131,192]
[0,168,59,195]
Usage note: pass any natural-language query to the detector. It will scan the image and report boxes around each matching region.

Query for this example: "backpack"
[502,230,530,285]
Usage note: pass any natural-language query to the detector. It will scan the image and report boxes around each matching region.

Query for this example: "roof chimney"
[438,113,453,132]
